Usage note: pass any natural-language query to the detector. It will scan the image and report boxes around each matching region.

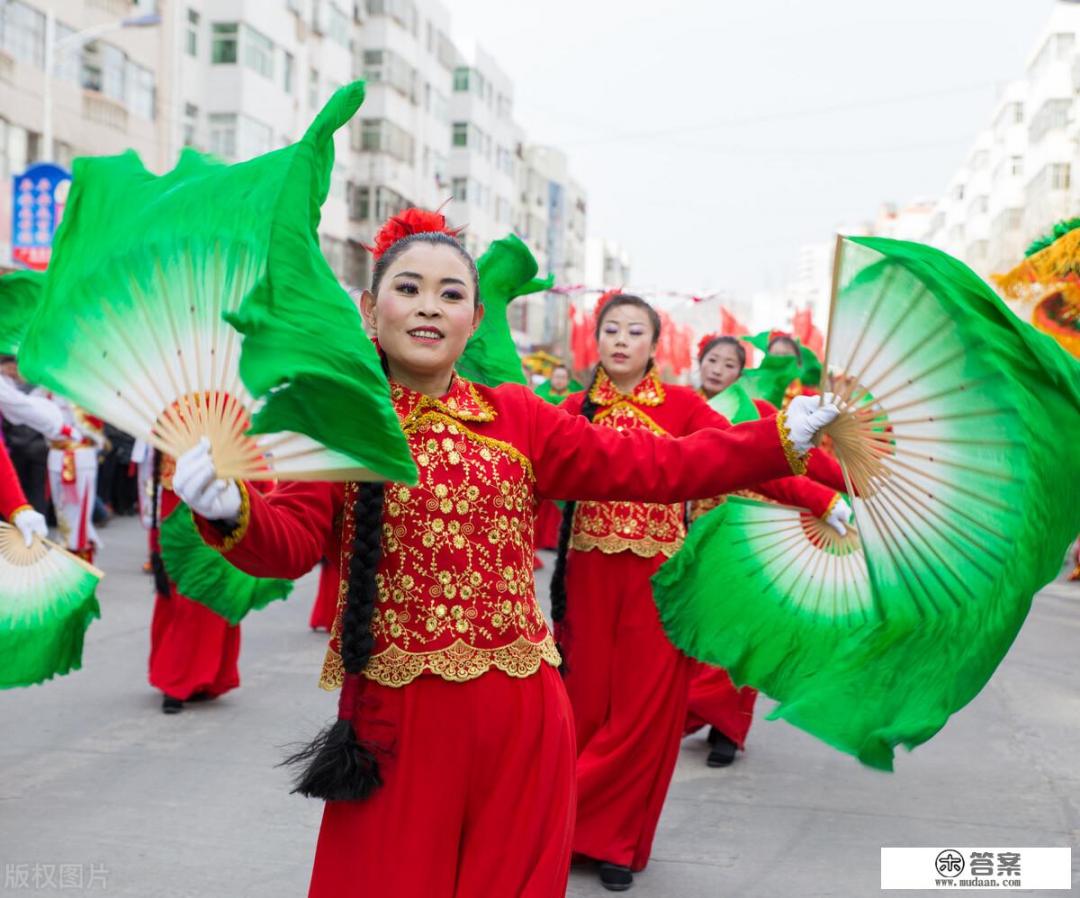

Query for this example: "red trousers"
[560,549,692,871]
[535,499,563,551]
[308,559,338,631]
[309,664,575,898]
[148,591,241,700]
[684,662,757,748]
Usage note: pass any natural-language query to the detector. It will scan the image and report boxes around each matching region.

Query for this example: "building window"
[309,68,319,108]
[186,8,199,56]
[452,122,468,147]
[451,177,467,202]
[353,118,414,164]
[453,66,469,92]
[182,103,199,147]
[128,61,156,119]
[1051,163,1071,190]
[209,113,272,162]
[1029,98,1071,144]
[0,2,46,68]
[242,24,274,79]
[347,182,370,221]
[211,23,238,64]
[283,50,294,93]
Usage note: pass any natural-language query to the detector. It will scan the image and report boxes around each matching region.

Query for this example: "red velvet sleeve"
[753,399,847,494]
[682,392,837,515]
[0,440,30,520]
[522,387,801,503]
[194,480,345,580]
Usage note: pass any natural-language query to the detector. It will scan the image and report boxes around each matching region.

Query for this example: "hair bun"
[365,208,463,260]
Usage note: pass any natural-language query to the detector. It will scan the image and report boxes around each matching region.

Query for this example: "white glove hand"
[785,393,840,454]
[824,497,852,537]
[12,508,48,548]
[172,437,242,522]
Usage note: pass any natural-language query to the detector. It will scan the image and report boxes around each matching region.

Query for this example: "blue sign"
[11,162,72,270]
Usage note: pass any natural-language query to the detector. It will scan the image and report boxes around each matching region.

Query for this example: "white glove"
[824,497,852,537]
[785,393,840,454]
[172,437,242,522]
[12,508,48,548]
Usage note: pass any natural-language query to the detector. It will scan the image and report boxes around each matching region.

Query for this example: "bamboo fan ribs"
[0,524,102,688]
[654,236,1080,770]
[17,82,417,486]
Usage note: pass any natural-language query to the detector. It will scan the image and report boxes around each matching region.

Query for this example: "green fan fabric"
[707,380,759,424]
[0,270,45,356]
[743,329,822,390]
[457,233,554,388]
[534,378,583,405]
[738,354,800,407]
[18,81,416,485]
[655,237,1080,770]
[160,505,293,624]
[0,531,101,688]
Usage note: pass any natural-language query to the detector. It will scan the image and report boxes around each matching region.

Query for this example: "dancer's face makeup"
[361,243,483,394]
[597,306,657,387]
[699,344,743,397]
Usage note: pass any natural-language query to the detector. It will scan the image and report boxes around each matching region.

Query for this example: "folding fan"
[17,82,416,486]
[654,236,1080,770]
[0,523,102,688]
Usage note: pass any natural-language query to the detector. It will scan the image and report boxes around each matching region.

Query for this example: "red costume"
[193,375,804,898]
[684,397,845,751]
[0,438,33,523]
[148,456,241,701]
[560,370,843,871]
[308,558,340,631]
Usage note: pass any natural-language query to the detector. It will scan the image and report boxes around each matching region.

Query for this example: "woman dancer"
[552,302,846,890]
[173,211,839,898]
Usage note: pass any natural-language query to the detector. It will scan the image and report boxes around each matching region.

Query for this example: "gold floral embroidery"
[322,378,552,690]
[589,366,666,407]
[776,410,808,476]
[202,481,251,553]
[571,391,686,559]
[319,481,358,691]
[361,634,561,688]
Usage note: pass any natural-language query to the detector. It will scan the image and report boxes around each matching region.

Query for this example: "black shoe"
[162,695,184,714]
[706,728,738,767]
[598,862,633,891]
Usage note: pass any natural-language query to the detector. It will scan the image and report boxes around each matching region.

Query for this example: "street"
[1,516,1077,897]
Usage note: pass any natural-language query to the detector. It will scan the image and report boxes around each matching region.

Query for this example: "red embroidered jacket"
[563,369,845,558]
[197,376,805,691]
[0,441,31,521]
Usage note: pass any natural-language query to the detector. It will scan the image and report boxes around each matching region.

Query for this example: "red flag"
[792,306,825,356]
[719,306,748,337]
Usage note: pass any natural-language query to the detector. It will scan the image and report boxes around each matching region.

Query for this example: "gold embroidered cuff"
[776,410,808,476]
[821,492,841,521]
[201,482,251,553]
[7,503,33,522]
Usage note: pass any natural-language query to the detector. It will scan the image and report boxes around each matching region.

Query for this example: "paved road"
[1,516,1077,896]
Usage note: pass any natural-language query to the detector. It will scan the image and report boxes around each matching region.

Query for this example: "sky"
[447,0,1058,298]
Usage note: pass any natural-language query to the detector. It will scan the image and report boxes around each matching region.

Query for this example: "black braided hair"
[285,222,480,801]
[285,483,386,801]
[549,366,601,643]
[698,335,747,371]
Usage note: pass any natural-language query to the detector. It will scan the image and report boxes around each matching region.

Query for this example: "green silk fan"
[708,380,758,424]
[654,236,1080,770]
[457,233,554,388]
[18,82,416,486]
[0,524,102,688]
[159,504,293,624]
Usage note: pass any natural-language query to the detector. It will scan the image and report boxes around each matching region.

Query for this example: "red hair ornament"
[365,207,462,261]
